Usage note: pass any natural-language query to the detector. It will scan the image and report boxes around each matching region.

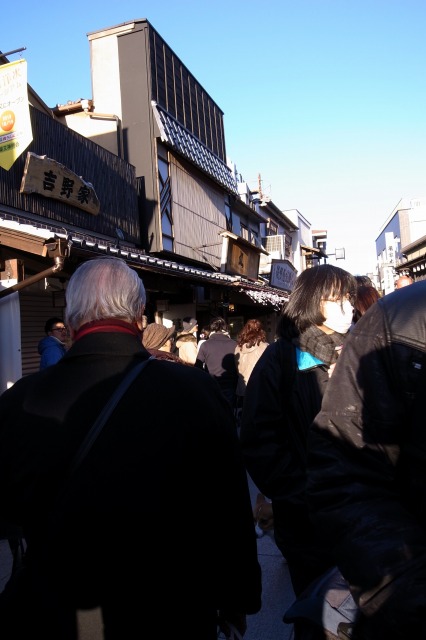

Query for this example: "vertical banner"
[0,292,22,392]
[0,59,33,171]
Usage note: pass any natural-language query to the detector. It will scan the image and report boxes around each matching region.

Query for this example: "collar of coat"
[73,319,141,342]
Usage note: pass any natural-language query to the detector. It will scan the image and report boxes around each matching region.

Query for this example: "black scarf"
[294,325,345,367]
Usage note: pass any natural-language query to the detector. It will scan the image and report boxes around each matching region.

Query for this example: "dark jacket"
[307,281,426,638]
[195,332,238,406]
[240,337,335,595]
[0,331,261,639]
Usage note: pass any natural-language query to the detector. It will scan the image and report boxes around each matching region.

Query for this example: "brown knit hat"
[142,323,175,350]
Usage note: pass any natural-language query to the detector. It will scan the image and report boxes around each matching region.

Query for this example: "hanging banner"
[0,59,33,171]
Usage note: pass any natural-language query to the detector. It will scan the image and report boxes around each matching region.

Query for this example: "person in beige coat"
[234,319,269,401]
[235,318,271,532]
[175,317,198,364]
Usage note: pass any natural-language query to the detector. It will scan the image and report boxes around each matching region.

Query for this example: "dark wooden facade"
[148,26,227,161]
[1,106,140,245]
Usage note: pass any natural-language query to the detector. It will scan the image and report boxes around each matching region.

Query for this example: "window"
[250,229,258,246]
[268,221,278,236]
[224,195,232,232]
[158,156,174,251]
[240,223,249,241]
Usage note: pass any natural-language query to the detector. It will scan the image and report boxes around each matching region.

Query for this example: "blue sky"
[3,0,426,275]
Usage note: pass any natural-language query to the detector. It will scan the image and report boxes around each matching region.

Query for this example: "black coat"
[0,331,261,639]
[240,337,335,595]
[307,281,426,638]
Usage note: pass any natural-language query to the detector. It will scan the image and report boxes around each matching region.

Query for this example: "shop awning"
[235,281,288,310]
[0,212,289,309]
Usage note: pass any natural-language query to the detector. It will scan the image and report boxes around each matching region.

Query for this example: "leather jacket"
[307,281,426,638]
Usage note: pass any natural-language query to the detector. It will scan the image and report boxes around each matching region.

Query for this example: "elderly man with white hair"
[0,257,261,640]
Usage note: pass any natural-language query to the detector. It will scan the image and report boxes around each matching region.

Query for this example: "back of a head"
[182,316,198,333]
[209,316,228,333]
[65,257,146,331]
[353,285,380,321]
[237,318,266,347]
[395,275,413,289]
[355,275,374,287]
[277,264,357,338]
[142,323,175,350]
[200,326,210,339]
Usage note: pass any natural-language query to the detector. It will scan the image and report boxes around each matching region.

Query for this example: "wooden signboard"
[226,238,260,279]
[269,259,297,292]
[20,152,100,215]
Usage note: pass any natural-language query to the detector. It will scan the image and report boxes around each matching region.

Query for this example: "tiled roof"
[151,101,238,195]
[0,213,288,309]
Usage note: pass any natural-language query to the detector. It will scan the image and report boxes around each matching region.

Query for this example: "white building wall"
[285,209,312,274]
[408,197,426,246]
[88,24,130,117]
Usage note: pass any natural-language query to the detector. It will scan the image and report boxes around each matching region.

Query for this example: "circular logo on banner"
[0,110,15,132]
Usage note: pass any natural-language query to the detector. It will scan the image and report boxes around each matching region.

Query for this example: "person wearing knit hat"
[142,323,182,362]
[182,317,198,332]
[175,316,198,365]
[142,323,175,350]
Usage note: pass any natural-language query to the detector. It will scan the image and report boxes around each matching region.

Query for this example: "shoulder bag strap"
[68,355,155,477]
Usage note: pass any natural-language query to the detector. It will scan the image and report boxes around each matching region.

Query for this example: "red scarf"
[73,319,141,342]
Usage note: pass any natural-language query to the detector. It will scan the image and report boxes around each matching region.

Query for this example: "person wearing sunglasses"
[38,317,68,370]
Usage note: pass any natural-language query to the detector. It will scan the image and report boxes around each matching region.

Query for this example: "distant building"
[376,196,426,294]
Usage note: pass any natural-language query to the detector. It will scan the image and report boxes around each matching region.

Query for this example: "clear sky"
[3,0,426,275]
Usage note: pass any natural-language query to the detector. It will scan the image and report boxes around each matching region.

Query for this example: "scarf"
[294,325,345,367]
[73,319,141,342]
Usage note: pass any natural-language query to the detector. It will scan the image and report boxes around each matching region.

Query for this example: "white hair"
[65,257,146,331]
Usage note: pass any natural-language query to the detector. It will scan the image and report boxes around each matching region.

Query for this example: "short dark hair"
[209,316,228,333]
[44,317,65,334]
[277,264,357,339]
[355,275,374,287]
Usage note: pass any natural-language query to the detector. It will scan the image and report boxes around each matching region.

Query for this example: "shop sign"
[0,59,33,171]
[226,238,260,279]
[20,152,100,215]
[269,259,297,292]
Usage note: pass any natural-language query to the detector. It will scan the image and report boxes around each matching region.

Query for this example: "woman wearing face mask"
[240,264,357,640]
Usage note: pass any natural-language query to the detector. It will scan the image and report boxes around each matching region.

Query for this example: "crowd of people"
[1,256,423,640]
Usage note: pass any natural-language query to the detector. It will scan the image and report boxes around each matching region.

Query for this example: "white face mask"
[323,299,353,334]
